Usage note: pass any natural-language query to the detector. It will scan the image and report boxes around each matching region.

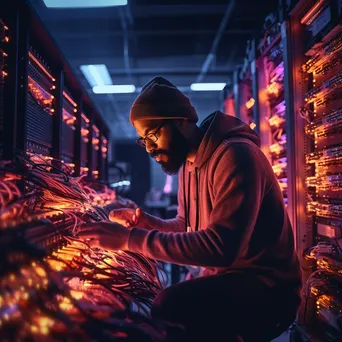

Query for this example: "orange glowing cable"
[269,115,285,127]
[81,128,89,137]
[63,91,77,107]
[246,97,255,109]
[28,52,55,82]
[92,125,100,134]
[81,113,90,124]
[300,0,325,25]
[267,82,280,95]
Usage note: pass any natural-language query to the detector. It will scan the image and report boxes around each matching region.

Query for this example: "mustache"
[149,150,168,158]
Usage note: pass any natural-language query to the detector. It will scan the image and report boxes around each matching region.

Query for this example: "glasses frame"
[136,121,166,148]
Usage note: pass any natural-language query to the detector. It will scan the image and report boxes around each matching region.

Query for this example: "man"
[79,77,302,341]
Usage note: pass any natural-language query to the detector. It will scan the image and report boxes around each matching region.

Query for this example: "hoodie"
[128,111,302,290]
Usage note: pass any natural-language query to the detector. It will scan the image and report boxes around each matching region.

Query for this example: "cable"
[0,152,170,341]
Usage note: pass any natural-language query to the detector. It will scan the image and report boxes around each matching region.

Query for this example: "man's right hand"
[109,207,150,229]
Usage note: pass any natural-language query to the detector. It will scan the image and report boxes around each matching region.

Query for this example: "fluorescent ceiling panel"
[190,83,226,91]
[93,85,136,94]
[80,64,112,87]
[43,0,127,8]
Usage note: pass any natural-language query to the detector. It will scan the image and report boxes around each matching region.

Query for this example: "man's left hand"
[77,222,130,251]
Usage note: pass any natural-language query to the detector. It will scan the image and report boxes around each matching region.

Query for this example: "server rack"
[221,0,342,340]
[256,45,273,162]
[0,18,11,160]
[287,0,342,340]
[233,40,260,133]
[258,10,289,207]
[100,131,109,181]
[222,85,236,117]
[91,122,101,180]
[0,5,29,162]
[0,0,109,181]
[80,110,91,177]
[61,88,77,173]
[26,47,56,157]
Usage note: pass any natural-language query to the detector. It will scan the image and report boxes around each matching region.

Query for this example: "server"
[0,17,13,160]
[0,1,167,341]
[0,0,109,180]
[230,40,259,131]
[259,15,289,207]
[222,0,342,340]
[289,1,342,340]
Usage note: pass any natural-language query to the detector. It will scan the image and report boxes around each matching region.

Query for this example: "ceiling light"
[190,83,226,91]
[93,85,136,94]
[80,64,112,87]
[43,0,127,8]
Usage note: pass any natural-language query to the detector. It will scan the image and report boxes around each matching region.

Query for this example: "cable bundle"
[0,153,172,341]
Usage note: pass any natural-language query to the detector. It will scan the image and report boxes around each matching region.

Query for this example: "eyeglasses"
[136,122,166,148]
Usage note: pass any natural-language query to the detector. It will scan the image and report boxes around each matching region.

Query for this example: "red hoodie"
[128,111,302,290]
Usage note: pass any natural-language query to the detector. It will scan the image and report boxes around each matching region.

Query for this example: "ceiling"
[28,0,277,139]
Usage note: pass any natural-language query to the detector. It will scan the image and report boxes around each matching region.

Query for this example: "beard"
[149,125,190,175]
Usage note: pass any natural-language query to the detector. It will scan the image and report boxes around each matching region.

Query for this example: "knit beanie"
[129,76,198,125]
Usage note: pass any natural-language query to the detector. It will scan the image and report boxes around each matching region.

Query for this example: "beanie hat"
[129,76,198,125]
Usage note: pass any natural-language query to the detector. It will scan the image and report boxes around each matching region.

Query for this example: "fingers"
[125,220,133,228]
[110,208,139,228]
[107,207,144,228]
[125,210,140,228]
[108,209,118,222]
[109,209,135,226]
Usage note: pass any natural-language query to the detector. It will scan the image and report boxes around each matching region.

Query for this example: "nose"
[145,140,157,153]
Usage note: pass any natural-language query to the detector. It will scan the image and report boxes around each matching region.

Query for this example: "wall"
[114,140,151,206]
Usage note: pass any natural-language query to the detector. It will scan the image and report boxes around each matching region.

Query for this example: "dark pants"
[151,272,300,342]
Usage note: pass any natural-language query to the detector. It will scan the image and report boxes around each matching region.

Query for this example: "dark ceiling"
[28,0,277,139]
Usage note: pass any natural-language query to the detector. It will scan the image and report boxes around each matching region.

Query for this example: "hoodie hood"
[194,111,260,169]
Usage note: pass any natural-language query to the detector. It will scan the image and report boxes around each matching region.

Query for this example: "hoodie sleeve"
[128,142,267,266]
[143,169,185,233]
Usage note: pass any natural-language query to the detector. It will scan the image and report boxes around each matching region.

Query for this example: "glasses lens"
[146,133,157,143]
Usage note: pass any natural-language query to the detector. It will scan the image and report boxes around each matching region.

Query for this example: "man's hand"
[109,207,150,229]
[77,222,130,251]
[116,197,138,209]
[104,197,138,213]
